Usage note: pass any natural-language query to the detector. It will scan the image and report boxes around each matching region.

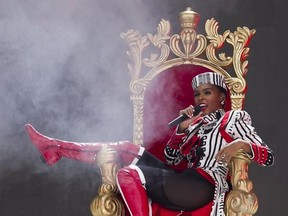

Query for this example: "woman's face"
[194,83,225,116]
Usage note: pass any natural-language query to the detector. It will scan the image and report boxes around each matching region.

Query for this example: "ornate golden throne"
[90,7,258,216]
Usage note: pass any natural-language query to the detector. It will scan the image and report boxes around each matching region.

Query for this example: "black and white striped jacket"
[164,109,274,216]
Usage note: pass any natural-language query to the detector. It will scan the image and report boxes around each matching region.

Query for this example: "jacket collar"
[202,109,225,125]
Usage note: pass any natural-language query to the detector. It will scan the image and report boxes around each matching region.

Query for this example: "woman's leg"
[116,159,214,215]
[160,168,215,211]
[116,165,150,216]
[25,124,144,166]
[138,160,215,212]
[116,151,172,216]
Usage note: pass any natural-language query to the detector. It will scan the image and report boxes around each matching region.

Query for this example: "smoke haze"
[0,0,239,169]
[0,0,285,215]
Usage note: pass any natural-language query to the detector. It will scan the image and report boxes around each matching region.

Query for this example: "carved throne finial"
[179,7,200,29]
[171,7,205,63]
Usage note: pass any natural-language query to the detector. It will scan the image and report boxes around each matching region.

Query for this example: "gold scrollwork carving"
[144,19,171,67]
[90,146,125,216]
[205,18,232,67]
[226,26,256,93]
[130,97,144,145]
[225,190,258,215]
[230,96,246,111]
[121,30,149,83]
[204,17,256,110]
[170,29,206,63]
[227,26,256,78]
[90,183,124,216]
[225,152,258,215]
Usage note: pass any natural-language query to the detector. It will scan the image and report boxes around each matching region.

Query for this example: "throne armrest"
[225,152,258,216]
[90,146,125,216]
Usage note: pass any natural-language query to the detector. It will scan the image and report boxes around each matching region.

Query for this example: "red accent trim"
[151,201,212,216]
[251,145,260,162]
[255,145,268,164]
[191,201,213,216]
[219,111,234,143]
[220,129,234,143]
[117,167,150,215]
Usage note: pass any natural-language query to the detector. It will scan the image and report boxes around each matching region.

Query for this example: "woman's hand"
[177,105,202,133]
[215,139,252,166]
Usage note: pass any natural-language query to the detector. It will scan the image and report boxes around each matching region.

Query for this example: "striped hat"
[191,72,227,91]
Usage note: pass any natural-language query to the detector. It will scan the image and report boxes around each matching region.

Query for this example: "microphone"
[168,105,202,128]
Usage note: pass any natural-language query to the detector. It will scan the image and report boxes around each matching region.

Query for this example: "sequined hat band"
[191,72,227,91]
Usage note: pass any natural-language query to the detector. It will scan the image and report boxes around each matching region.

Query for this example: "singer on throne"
[26,7,274,216]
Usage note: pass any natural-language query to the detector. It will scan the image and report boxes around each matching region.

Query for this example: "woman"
[26,72,274,216]
[115,72,274,216]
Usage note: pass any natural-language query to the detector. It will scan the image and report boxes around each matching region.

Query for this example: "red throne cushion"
[144,65,204,160]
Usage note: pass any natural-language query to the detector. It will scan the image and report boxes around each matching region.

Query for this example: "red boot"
[25,124,144,166]
[116,165,150,216]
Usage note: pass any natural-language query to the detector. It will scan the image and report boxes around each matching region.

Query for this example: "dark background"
[0,0,286,215]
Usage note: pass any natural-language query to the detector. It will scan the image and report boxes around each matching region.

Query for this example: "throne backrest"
[121,7,256,152]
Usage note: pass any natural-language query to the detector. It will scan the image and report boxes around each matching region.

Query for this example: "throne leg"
[90,146,125,216]
[225,152,258,216]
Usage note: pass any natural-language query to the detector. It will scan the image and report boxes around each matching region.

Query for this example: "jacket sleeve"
[229,110,274,166]
[164,128,186,166]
